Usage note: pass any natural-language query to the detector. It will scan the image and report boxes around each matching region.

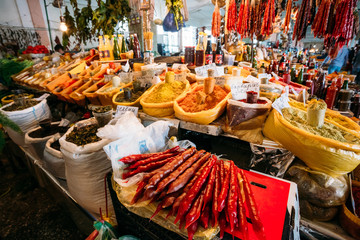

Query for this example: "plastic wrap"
[300,200,339,221]
[223,97,272,144]
[286,164,349,208]
[173,84,231,125]
[112,177,218,240]
[249,143,295,178]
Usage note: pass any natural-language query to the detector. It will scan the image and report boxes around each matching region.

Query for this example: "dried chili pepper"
[237,170,249,240]
[175,157,216,224]
[227,161,238,233]
[167,152,211,194]
[227,0,237,32]
[240,169,266,239]
[185,191,204,229]
[200,204,211,229]
[128,151,180,169]
[146,147,196,189]
[122,157,175,179]
[202,157,217,210]
[155,150,205,194]
[212,161,221,227]
[187,220,199,240]
[119,146,179,164]
[219,211,227,239]
[218,163,230,212]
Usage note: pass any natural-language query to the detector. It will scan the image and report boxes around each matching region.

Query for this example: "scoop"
[197,69,216,104]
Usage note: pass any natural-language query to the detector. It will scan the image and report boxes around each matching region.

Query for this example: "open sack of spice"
[0,93,51,146]
[263,91,360,177]
[223,73,272,144]
[59,118,113,218]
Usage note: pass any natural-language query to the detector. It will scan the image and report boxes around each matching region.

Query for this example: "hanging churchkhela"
[212,1,221,37]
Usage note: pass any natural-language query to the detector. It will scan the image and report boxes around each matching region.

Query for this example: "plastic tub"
[96,82,132,107]
[83,79,107,105]
[70,78,101,106]
[60,78,88,103]
[93,110,113,127]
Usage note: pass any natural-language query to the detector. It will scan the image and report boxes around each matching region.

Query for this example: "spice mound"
[65,124,102,146]
[282,107,360,144]
[143,81,186,103]
[115,86,148,103]
[177,85,229,112]
[3,99,39,111]
[308,99,327,110]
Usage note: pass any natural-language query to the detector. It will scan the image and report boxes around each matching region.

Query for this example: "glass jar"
[185,46,195,67]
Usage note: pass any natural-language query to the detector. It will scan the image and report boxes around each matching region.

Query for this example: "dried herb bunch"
[66,124,102,146]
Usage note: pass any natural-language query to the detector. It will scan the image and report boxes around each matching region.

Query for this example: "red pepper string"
[104,174,108,218]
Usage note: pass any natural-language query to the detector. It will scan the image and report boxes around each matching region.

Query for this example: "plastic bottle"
[103,35,114,60]
[98,36,105,61]
[325,81,338,109]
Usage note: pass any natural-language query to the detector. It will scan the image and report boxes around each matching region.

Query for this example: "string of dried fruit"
[283,0,292,33]
[354,10,360,39]
[237,0,246,38]
[212,1,222,37]
[226,0,237,32]
[261,0,276,36]
[249,0,257,37]
[311,0,332,38]
[292,0,313,41]
[255,0,267,38]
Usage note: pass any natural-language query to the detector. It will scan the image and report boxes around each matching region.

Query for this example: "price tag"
[215,66,225,76]
[115,105,139,117]
[172,63,187,71]
[195,63,216,77]
[175,73,187,82]
[272,92,290,117]
[214,76,226,86]
[229,81,260,100]
[245,75,260,83]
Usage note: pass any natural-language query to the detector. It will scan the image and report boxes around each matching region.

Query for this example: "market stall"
[2,0,360,239]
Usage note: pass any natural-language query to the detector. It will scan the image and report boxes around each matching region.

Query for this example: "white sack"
[43,136,65,179]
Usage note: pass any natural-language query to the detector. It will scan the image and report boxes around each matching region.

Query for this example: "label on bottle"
[215,54,223,65]
[99,50,104,59]
[103,50,110,59]
[205,54,213,65]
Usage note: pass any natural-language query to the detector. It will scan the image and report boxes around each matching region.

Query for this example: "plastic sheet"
[249,143,295,178]
[286,164,349,208]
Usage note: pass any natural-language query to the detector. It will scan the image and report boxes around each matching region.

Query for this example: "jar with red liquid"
[185,46,195,66]
[195,49,205,66]
[246,91,258,103]
[283,70,291,84]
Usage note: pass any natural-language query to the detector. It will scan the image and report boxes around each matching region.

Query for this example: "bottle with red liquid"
[314,70,326,98]
[195,35,205,66]
[205,37,213,65]
[306,78,314,95]
[214,37,224,66]
[325,81,338,109]
[282,68,291,84]
[133,34,141,58]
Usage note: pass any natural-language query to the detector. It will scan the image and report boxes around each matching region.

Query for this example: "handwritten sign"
[272,91,290,116]
[175,73,187,82]
[115,106,139,117]
[215,66,225,76]
[229,81,260,100]
[195,63,216,77]
[214,76,226,86]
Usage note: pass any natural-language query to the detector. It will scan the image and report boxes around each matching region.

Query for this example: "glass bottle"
[297,67,303,84]
[290,66,296,82]
[325,81,338,109]
[185,46,195,66]
[133,33,141,58]
[214,37,224,66]
[196,35,205,66]
[205,37,213,65]
[314,70,326,98]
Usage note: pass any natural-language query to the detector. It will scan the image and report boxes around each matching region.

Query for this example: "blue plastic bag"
[163,12,184,32]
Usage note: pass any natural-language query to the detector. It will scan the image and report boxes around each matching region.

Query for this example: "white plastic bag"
[103,118,172,187]
[25,122,61,159]
[96,112,144,140]
[1,95,51,146]
[43,136,65,179]
[59,118,113,216]
[0,96,51,132]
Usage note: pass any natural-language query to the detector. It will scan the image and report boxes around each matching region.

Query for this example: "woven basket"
[340,180,360,239]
